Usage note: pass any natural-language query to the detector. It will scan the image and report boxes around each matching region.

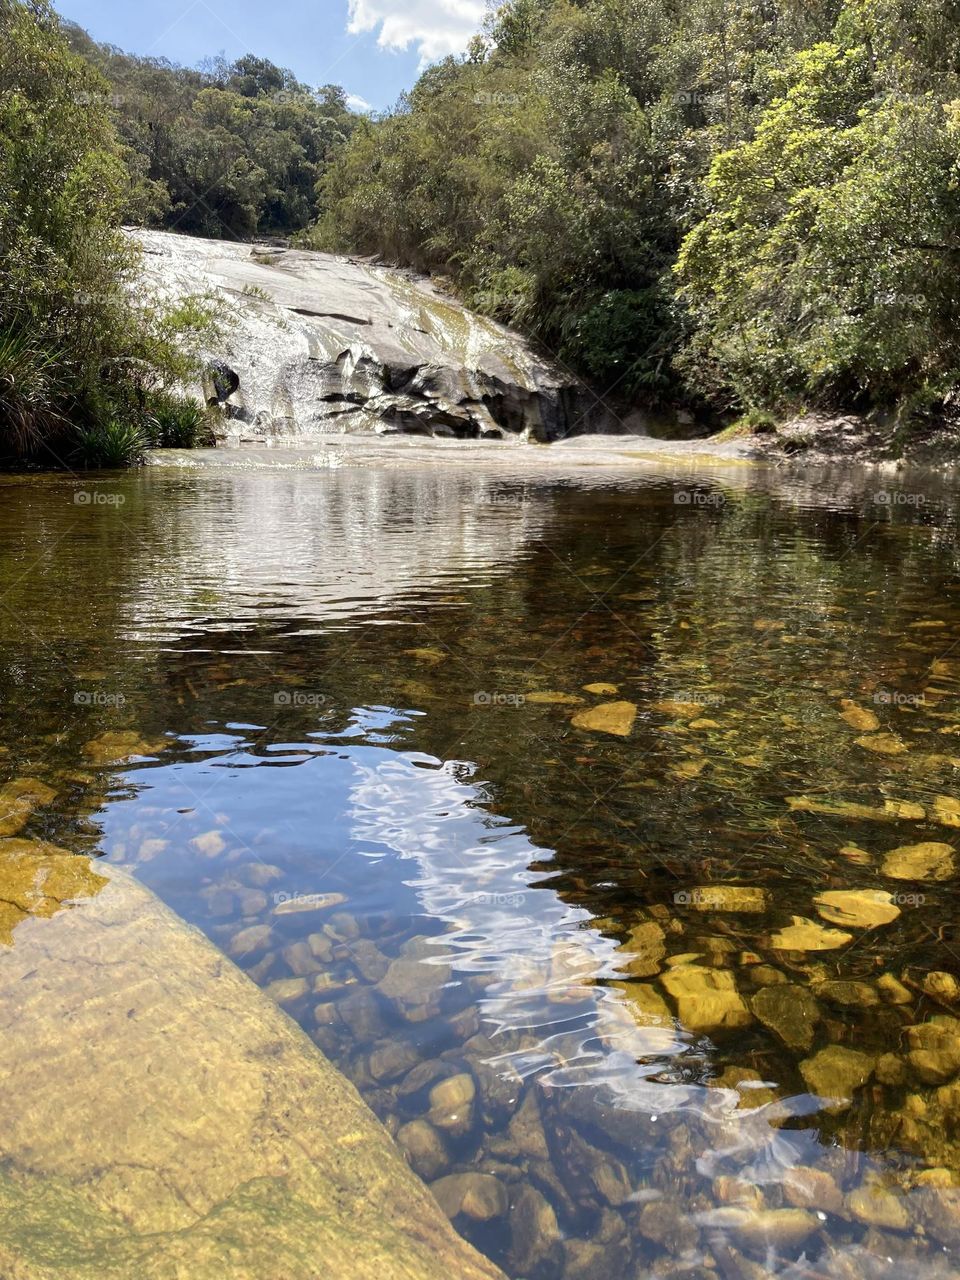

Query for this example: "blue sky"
[53,0,487,112]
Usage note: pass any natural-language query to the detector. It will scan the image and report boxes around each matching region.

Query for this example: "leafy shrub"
[143,391,213,449]
[74,420,147,468]
[0,328,65,458]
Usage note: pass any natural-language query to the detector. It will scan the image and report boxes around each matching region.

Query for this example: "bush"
[143,391,213,449]
[74,420,147,468]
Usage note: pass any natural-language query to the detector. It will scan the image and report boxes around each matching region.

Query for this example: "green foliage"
[142,391,213,449]
[315,0,960,421]
[0,328,65,455]
[63,25,360,239]
[676,41,960,411]
[0,1,225,464]
[74,419,147,467]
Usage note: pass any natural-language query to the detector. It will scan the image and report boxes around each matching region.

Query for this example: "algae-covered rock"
[0,856,505,1280]
[800,1045,876,1108]
[751,984,821,1052]
[0,778,57,837]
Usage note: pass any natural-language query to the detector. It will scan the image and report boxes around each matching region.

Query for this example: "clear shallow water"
[5,458,960,1277]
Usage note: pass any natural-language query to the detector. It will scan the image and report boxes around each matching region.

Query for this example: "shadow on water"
[4,457,960,1276]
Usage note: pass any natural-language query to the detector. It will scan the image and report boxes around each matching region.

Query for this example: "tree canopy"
[312,0,960,419]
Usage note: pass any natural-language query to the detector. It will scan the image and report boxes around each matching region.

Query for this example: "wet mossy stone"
[0,855,505,1280]
[751,984,821,1052]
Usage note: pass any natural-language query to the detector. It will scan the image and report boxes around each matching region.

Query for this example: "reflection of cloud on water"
[343,737,921,1271]
[346,744,730,1107]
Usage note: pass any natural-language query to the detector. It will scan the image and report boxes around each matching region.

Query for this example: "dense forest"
[63,24,358,239]
[5,0,960,465]
[312,0,960,422]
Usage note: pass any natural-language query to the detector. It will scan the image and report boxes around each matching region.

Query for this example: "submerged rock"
[570,700,638,737]
[751,983,821,1052]
[907,1018,960,1083]
[0,856,505,1279]
[430,1173,508,1222]
[0,778,57,838]
[136,228,618,444]
[81,730,168,765]
[396,1119,449,1180]
[428,1072,476,1136]
[618,920,666,977]
[814,889,900,928]
[800,1045,876,1107]
[770,916,853,951]
[660,964,752,1032]
[840,700,881,731]
[508,1185,563,1278]
[882,841,955,881]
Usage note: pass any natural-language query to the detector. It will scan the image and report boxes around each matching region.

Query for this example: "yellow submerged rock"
[840,700,881,732]
[855,732,908,755]
[785,795,925,822]
[933,796,960,827]
[571,701,637,737]
[525,691,585,705]
[770,916,853,951]
[685,886,768,913]
[0,853,505,1280]
[814,889,901,929]
[800,1045,876,1108]
[402,647,446,664]
[882,841,955,882]
[82,731,168,765]
[582,682,619,695]
[659,964,752,1032]
[650,700,704,719]
[0,778,57,838]
[618,920,666,977]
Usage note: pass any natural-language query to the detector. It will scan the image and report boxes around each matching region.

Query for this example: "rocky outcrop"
[135,229,626,442]
[0,840,505,1280]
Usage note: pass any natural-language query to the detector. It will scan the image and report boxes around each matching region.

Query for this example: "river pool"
[4,448,960,1278]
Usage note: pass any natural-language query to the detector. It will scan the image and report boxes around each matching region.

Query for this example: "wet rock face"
[135,229,621,443]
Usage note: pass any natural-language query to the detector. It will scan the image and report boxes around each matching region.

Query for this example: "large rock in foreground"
[135,228,621,442]
[0,843,505,1280]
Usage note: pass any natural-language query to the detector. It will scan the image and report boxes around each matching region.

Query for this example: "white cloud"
[345,92,374,112]
[347,0,486,63]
